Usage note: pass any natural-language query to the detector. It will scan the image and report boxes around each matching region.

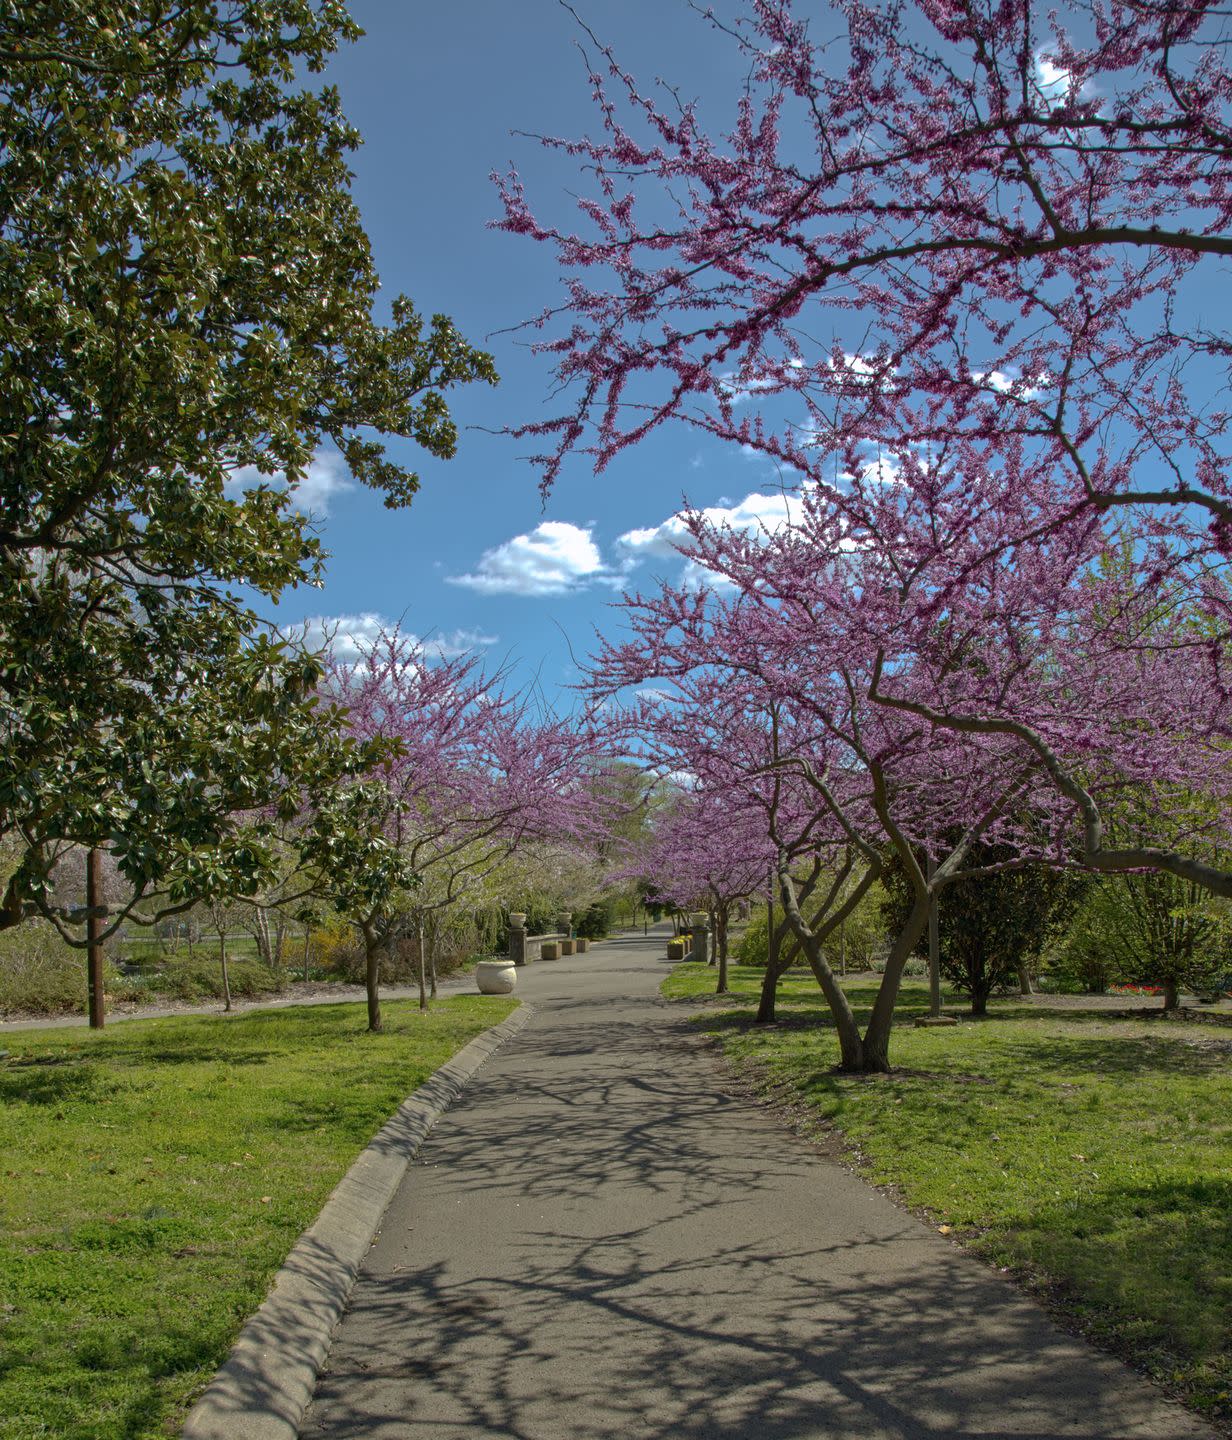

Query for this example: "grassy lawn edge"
[0,993,518,1440]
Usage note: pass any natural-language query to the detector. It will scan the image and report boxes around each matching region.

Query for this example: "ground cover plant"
[663,962,1232,1428]
[0,996,516,1440]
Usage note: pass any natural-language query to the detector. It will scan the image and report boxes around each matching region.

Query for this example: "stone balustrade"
[507,918,597,965]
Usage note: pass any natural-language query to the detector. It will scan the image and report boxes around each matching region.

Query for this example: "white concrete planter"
[509,912,527,929]
[475,959,517,995]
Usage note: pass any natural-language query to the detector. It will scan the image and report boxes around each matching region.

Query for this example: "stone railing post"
[690,911,711,966]
[508,912,529,966]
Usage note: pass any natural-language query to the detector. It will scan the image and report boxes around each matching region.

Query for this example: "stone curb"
[180,1002,534,1440]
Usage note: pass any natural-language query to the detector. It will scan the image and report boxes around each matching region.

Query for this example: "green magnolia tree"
[0,2,497,935]
[884,842,1083,1016]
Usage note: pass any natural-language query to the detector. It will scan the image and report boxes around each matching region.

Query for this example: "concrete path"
[299,930,1211,1440]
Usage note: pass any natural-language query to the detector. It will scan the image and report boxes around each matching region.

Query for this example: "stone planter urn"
[509,912,527,929]
[556,912,572,937]
[476,958,517,995]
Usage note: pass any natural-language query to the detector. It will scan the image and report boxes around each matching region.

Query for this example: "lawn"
[0,995,517,1440]
[664,961,1232,1428]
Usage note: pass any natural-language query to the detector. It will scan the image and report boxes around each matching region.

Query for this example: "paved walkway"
[300,930,1211,1440]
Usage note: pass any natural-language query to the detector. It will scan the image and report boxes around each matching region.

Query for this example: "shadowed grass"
[663,961,1232,1427]
[0,995,516,1440]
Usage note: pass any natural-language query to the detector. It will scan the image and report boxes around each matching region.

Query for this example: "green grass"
[0,995,517,1439]
[664,961,1232,1427]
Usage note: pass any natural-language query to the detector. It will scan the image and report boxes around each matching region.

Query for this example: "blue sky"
[270,0,797,702]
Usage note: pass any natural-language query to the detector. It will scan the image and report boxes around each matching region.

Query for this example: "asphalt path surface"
[299,929,1211,1440]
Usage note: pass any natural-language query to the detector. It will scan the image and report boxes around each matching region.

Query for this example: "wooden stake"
[87,848,105,1029]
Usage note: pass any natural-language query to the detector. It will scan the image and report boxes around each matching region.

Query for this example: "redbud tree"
[320,629,603,1031]
[504,0,1232,916]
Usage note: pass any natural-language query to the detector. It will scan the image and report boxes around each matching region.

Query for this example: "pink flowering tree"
[589,486,1232,1069]
[633,782,773,992]
[496,0,1232,882]
[316,628,603,1031]
[589,585,1026,1070]
[496,0,1232,542]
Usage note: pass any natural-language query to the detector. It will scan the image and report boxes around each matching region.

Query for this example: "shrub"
[1045,919,1118,994]
[0,922,119,1015]
[739,883,890,973]
[307,916,364,976]
[883,840,1083,1013]
[1052,874,1231,1008]
[870,955,928,978]
[115,956,285,1003]
[736,907,770,966]
[575,898,615,939]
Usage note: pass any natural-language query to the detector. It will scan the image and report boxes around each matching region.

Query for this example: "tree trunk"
[429,924,439,999]
[254,906,272,968]
[755,963,778,1023]
[417,924,428,1011]
[971,984,989,1017]
[361,923,382,1032]
[777,862,868,1070]
[861,891,933,1073]
[1162,977,1180,1012]
[758,875,779,1023]
[1016,962,1034,996]
[755,922,798,1024]
[803,943,866,1070]
[302,926,311,983]
[219,931,232,1013]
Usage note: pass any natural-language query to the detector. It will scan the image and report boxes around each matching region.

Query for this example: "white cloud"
[852,453,907,488]
[717,355,812,407]
[297,613,497,663]
[293,452,353,515]
[617,487,807,565]
[448,521,614,596]
[432,627,500,657]
[225,450,353,517]
[1033,54,1072,108]
[971,367,1050,399]
[717,371,782,406]
[300,611,387,661]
